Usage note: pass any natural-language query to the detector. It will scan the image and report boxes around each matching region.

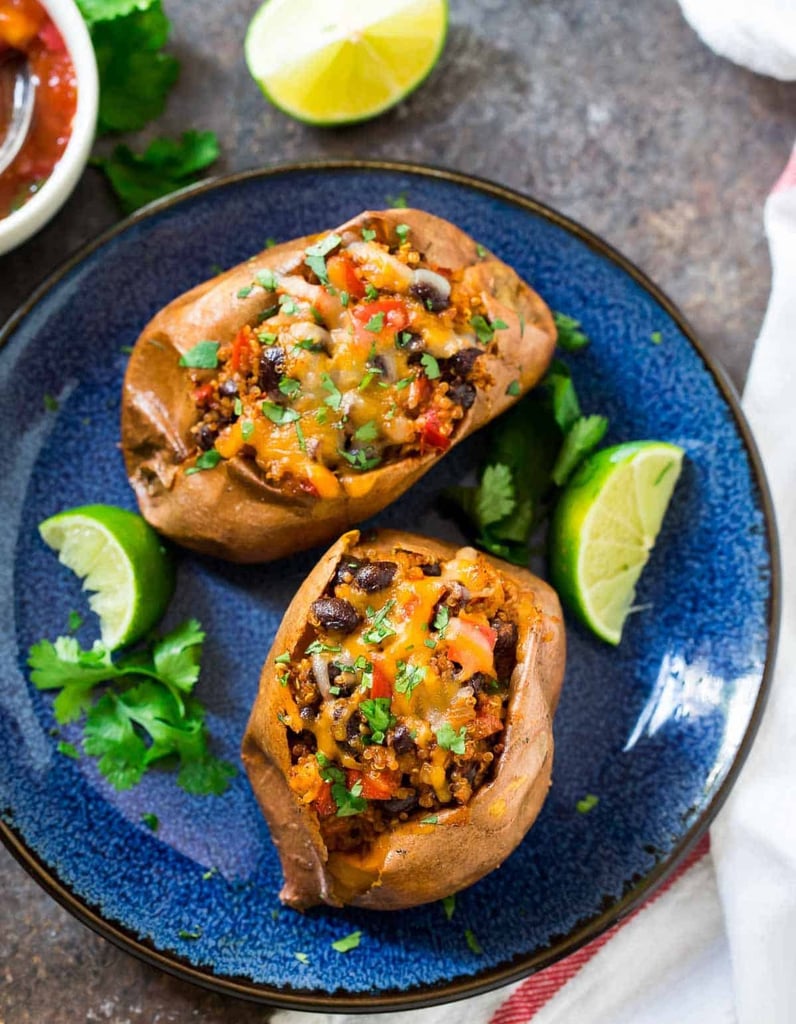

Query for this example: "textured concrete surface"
[1,0,795,1019]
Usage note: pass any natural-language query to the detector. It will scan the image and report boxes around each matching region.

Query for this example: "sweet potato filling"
[274,544,520,854]
[182,219,498,498]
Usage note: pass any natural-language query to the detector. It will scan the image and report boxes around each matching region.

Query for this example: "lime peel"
[549,441,684,645]
[39,504,175,651]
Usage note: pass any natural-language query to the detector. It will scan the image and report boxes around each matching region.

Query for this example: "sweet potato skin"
[121,210,557,563]
[241,529,566,911]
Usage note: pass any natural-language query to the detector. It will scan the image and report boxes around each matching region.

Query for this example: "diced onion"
[311,654,332,700]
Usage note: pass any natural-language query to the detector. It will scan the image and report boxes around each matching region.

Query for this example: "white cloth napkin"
[272,12,796,1021]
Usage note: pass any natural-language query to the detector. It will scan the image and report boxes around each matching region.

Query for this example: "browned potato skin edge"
[121,210,557,563]
[241,529,566,911]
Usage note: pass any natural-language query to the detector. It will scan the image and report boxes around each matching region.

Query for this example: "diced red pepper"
[314,780,336,818]
[327,253,366,300]
[370,660,392,699]
[192,383,214,406]
[471,712,504,739]
[347,768,401,801]
[229,327,252,373]
[420,410,451,452]
[351,299,409,343]
[445,616,497,677]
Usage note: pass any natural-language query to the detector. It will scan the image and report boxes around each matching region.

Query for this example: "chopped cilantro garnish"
[465,928,483,954]
[304,233,342,284]
[396,331,414,349]
[394,659,425,697]
[432,604,450,635]
[233,397,243,416]
[28,621,235,795]
[386,191,409,208]
[278,376,301,398]
[340,290,350,307]
[265,237,277,249]
[338,448,381,471]
[361,228,377,242]
[576,793,599,813]
[262,401,300,425]
[317,756,367,817]
[360,697,395,744]
[179,340,219,369]
[424,638,437,649]
[119,345,134,355]
[185,449,222,475]
[178,927,202,941]
[365,312,385,333]
[475,243,487,259]
[435,722,466,755]
[394,375,413,390]
[353,420,379,443]
[651,330,663,345]
[258,330,277,344]
[506,379,521,396]
[305,640,342,655]
[293,337,324,352]
[395,223,410,243]
[553,312,591,352]
[294,952,310,964]
[279,294,299,315]
[364,283,379,301]
[315,407,329,424]
[320,373,343,412]
[295,421,307,453]
[420,353,440,380]
[241,420,254,442]
[421,814,439,825]
[237,285,253,299]
[470,315,507,345]
[358,367,382,391]
[57,740,80,760]
[363,600,397,645]
[141,812,159,832]
[331,930,362,953]
[256,269,278,290]
[202,866,217,880]
[43,393,59,412]
[442,894,456,920]
[274,652,291,664]
[67,610,83,633]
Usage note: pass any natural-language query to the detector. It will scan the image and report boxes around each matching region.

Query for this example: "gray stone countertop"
[1,1,794,1021]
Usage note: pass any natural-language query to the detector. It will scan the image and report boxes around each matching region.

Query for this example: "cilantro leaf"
[420,353,441,380]
[359,697,395,744]
[442,893,456,920]
[551,414,608,486]
[185,449,222,475]
[332,930,362,953]
[395,660,426,698]
[88,1,179,134]
[93,131,220,214]
[28,623,234,796]
[304,233,342,284]
[435,722,466,755]
[178,340,219,369]
[553,312,591,352]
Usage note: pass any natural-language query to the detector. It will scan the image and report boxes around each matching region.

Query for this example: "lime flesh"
[39,504,175,650]
[549,441,685,645]
[245,0,448,125]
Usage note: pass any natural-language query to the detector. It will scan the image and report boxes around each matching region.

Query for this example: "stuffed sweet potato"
[121,209,557,562]
[242,529,565,911]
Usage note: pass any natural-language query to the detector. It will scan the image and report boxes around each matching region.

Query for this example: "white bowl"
[0,0,98,257]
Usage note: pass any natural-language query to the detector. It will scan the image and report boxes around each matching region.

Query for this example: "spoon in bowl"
[0,51,36,177]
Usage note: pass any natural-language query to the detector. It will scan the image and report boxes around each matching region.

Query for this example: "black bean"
[299,706,316,722]
[346,711,364,742]
[353,561,397,593]
[392,723,415,754]
[219,378,239,398]
[420,562,442,577]
[258,346,285,395]
[383,792,418,815]
[196,423,216,450]
[410,280,450,312]
[332,556,363,589]
[369,354,389,378]
[448,347,483,379]
[309,597,360,634]
[395,330,424,353]
[491,617,519,681]
[469,672,494,695]
[448,381,477,409]
[328,663,341,683]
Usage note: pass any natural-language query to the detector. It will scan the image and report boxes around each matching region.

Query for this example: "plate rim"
[0,158,782,1014]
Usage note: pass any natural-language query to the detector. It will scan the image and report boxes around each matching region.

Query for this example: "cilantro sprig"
[28,621,235,795]
[443,334,608,564]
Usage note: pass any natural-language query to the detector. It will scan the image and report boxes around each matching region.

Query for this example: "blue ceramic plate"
[0,162,779,1012]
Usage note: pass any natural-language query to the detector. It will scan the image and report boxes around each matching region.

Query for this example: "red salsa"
[0,0,76,218]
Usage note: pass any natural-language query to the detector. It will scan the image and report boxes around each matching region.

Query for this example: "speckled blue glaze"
[0,166,775,1009]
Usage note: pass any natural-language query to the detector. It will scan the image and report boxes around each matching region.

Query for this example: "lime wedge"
[39,505,175,650]
[549,441,685,645]
[245,0,448,125]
